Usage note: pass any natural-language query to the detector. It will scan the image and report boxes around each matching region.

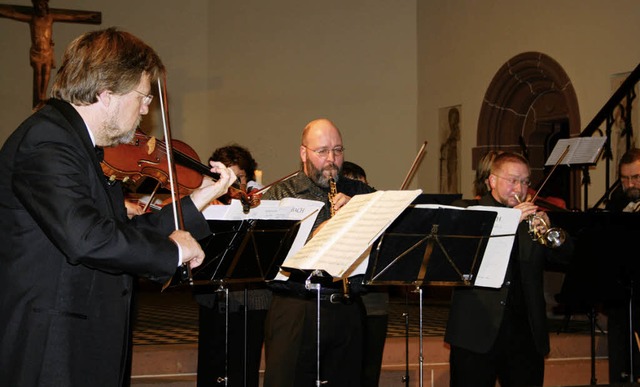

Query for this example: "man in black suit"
[0,28,236,386]
[445,152,574,387]
[604,148,640,383]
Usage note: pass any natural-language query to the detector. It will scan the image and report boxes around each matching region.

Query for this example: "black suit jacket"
[444,194,573,355]
[0,99,210,386]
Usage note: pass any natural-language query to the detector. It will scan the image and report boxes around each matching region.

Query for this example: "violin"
[526,187,569,212]
[101,130,261,213]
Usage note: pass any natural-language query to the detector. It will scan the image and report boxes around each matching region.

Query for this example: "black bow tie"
[95,146,104,162]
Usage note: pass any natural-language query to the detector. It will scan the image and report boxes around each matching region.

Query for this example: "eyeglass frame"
[620,174,640,184]
[492,174,531,187]
[302,144,345,158]
[133,89,154,106]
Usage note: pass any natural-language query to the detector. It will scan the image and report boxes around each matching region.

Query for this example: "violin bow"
[530,144,570,204]
[158,75,193,290]
[250,170,300,195]
[400,141,428,190]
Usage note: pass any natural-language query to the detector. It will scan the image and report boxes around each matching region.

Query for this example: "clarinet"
[328,177,337,217]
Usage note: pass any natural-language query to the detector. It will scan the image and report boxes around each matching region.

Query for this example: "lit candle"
[254,169,263,185]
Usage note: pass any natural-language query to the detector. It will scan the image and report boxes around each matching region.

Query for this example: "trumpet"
[515,194,567,248]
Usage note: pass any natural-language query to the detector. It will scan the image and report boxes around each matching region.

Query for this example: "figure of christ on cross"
[0,0,101,108]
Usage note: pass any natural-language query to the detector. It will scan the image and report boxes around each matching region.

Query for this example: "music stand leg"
[243,288,248,387]
[402,291,410,386]
[418,287,424,387]
[305,270,325,386]
[628,282,635,383]
[589,306,597,385]
[216,287,229,386]
[402,316,409,384]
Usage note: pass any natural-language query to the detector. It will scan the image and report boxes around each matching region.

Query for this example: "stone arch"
[473,51,581,207]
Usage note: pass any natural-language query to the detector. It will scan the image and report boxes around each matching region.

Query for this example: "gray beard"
[626,187,640,202]
[112,128,136,145]
[102,117,140,146]
[307,161,340,188]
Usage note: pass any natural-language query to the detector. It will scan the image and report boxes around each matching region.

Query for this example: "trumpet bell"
[528,214,567,248]
[540,227,566,248]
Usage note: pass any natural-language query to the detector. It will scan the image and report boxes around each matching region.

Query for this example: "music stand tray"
[365,205,497,287]
[192,218,302,290]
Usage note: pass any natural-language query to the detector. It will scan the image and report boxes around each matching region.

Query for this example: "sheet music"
[468,205,521,288]
[282,190,422,278]
[545,137,607,166]
[202,198,323,221]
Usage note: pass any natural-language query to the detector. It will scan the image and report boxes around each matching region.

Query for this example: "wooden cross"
[0,0,101,108]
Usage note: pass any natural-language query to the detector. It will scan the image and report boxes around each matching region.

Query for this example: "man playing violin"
[0,28,236,387]
[445,152,574,387]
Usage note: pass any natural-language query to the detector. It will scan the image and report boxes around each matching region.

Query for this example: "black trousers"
[606,300,640,383]
[361,314,388,387]
[197,304,266,387]
[449,314,544,387]
[263,293,365,387]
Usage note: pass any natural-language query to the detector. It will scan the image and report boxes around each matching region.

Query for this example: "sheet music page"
[202,198,323,221]
[277,198,325,260]
[282,190,421,278]
[467,205,520,288]
[545,137,607,166]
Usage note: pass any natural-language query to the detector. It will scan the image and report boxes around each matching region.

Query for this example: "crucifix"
[0,0,101,108]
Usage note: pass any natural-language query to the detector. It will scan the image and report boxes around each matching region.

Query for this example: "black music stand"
[544,137,606,211]
[192,218,302,386]
[364,205,498,387]
[365,205,497,287]
[551,211,640,384]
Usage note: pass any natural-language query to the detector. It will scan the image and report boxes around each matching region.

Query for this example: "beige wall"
[0,0,417,189]
[1,0,639,202]
[417,0,640,202]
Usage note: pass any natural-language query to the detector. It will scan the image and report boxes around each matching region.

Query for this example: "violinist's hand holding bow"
[189,161,237,211]
[169,230,205,269]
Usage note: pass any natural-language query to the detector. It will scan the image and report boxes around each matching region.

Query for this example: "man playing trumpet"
[445,151,574,387]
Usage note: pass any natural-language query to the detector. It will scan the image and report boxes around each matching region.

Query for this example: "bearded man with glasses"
[604,148,640,383]
[0,28,237,386]
[607,148,640,213]
[261,118,374,387]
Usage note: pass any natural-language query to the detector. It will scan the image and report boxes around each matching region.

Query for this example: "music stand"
[544,137,607,211]
[551,211,640,384]
[364,205,497,387]
[192,218,302,386]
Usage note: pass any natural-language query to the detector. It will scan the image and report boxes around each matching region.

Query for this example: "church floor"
[132,281,591,345]
[131,280,601,386]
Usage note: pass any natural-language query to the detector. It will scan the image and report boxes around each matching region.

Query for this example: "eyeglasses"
[621,174,640,184]
[133,89,154,106]
[303,145,345,158]
[493,174,531,187]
